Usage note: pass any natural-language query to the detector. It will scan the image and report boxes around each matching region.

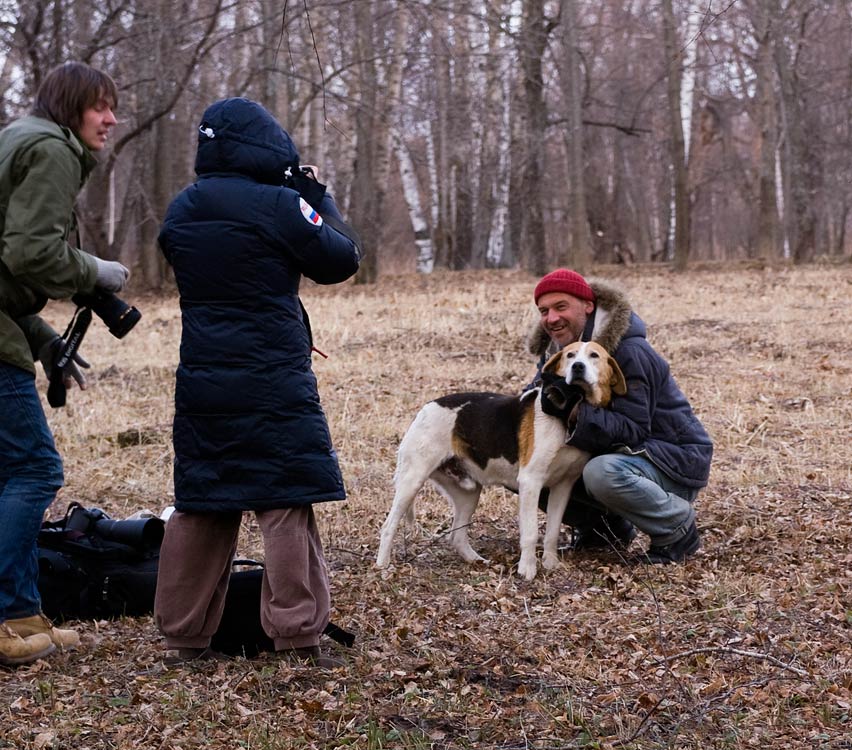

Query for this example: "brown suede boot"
[0,623,55,666]
[5,613,81,650]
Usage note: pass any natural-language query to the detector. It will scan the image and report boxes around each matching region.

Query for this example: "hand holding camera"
[72,288,141,339]
[283,164,326,208]
[39,336,90,390]
[300,164,319,182]
[45,259,142,408]
[94,257,130,292]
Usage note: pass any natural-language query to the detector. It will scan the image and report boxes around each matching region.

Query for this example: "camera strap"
[47,305,93,408]
[57,305,92,368]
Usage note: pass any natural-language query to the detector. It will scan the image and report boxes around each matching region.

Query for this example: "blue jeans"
[0,361,64,621]
[582,453,698,546]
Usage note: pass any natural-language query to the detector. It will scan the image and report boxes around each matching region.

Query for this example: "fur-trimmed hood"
[526,278,634,359]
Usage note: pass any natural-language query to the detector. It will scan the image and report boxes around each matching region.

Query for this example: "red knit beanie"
[534,269,595,304]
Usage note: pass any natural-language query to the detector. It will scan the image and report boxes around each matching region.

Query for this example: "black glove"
[283,166,327,208]
[39,336,90,390]
[539,373,584,421]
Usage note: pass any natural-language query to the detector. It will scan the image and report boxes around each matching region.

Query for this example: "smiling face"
[77,98,117,151]
[537,291,595,348]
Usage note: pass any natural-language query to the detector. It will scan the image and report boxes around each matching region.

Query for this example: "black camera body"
[72,289,141,339]
[66,505,164,551]
[46,288,142,408]
[283,165,326,207]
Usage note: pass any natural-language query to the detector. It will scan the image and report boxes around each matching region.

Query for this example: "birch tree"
[396,137,433,272]
[748,0,782,261]
[661,0,690,270]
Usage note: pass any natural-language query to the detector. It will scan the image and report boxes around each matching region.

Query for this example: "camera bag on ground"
[37,502,354,657]
[38,502,162,621]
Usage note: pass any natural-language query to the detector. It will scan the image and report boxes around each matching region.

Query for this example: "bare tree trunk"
[372,7,410,230]
[470,4,495,269]
[774,13,821,265]
[487,65,513,268]
[518,0,551,276]
[395,137,433,272]
[351,2,408,283]
[662,0,690,271]
[558,0,592,272]
[431,24,454,270]
[753,5,781,261]
[349,1,379,283]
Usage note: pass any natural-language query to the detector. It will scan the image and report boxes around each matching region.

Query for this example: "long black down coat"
[158,98,361,512]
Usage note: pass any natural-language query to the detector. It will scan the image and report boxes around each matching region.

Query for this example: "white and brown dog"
[376,341,627,580]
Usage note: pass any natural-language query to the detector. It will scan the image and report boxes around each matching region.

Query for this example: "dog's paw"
[542,551,562,571]
[378,565,397,581]
[516,557,538,581]
[456,548,488,564]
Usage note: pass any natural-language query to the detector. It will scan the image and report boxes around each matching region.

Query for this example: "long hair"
[31,62,118,132]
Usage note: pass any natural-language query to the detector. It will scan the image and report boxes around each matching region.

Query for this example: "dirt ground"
[3,263,851,749]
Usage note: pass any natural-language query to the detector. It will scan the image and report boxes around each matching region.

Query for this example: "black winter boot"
[640,521,701,564]
[164,646,231,665]
[282,646,345,668]
[572,514,638,551]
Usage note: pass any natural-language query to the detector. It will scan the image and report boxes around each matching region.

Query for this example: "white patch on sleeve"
[299,197,323,227]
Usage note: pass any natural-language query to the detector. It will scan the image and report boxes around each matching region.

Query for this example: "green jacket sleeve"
[0,137,98,298]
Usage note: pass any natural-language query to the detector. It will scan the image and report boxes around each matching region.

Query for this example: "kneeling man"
[527,269,713,563]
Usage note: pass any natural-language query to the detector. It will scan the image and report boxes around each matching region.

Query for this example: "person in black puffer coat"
[154,98,361,666]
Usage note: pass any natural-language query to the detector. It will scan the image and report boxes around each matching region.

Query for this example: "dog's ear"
[542,350,564,376]
[609,356,627,395]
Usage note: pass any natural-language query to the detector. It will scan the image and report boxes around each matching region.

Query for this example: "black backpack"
[37,503,353,657]
[38,503,162,621]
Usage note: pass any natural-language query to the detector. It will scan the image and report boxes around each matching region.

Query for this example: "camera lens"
[72,291,142,339]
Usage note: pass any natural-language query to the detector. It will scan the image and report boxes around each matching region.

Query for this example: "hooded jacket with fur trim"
[527,279,713,489]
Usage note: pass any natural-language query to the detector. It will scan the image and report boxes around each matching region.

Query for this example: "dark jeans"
[540,455,698,546]
[582,453,698,545]
[0,362,64,620]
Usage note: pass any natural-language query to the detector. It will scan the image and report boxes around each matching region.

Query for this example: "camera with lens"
[46,289,142,408]
[66,505,164,551]
[72,289,141,339]
[283,164,326,207]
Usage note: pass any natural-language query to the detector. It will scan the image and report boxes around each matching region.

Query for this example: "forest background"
[3,2,852,748]
[2,0,852,288]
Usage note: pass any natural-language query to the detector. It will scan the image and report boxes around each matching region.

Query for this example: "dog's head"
[542,341,627,406]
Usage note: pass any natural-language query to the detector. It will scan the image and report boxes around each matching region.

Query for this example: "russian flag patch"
[299,197,323,227]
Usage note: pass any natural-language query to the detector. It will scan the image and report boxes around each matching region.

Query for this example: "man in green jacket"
[0,61,129,666]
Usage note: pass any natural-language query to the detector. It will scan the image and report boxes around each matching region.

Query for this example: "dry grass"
[3,264,851,749]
